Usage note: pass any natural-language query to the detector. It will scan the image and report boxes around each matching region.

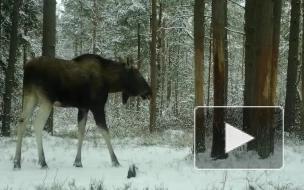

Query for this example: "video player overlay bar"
[194,106,283,170]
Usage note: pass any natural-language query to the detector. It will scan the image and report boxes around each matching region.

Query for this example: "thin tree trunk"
[243,0,255,147]
[42,0,56,135]
[284,0,301,133]
[167,43,171,108]
[22,24,28,109]
[194,0,206,153]
[92,0,97,54]
[207,23,212,109]
[224,0,228,106]
[137,22,141,111]
[74,34,78,57]
[160,19,166,111]
[1,0,21,137]
[156,3,162,96]
[129,56,135,109]
[150,0,157,133]
[211,0,228,159]
[241,34,245,80]
[175,33,180,116]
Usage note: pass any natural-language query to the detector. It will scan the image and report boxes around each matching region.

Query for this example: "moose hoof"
[73,162,83,167]
[13,164,21,170]
[39,161,48,169]
[41,165,48,169]
[112,161,121,167]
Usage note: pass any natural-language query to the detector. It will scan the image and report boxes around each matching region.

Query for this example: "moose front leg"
[74,109,88,167]
[92,108,120,167]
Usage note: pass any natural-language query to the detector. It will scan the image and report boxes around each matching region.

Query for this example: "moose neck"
[105,66,128,93]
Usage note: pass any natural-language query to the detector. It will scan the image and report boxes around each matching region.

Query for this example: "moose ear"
[122,91,130,104]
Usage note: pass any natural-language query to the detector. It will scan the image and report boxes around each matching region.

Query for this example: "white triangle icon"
[225,123,255,153]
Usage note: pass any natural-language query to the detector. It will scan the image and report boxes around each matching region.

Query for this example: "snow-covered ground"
[0,130,303,190]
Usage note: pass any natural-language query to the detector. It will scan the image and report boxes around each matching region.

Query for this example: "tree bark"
[224,0,228,106]
[149,0,157,133]
[211,0,228,159]
[194,0,205,153]
[270,0,282,147]
[284,0,301,133]
[1,0,21,137]
[42,0,56,135]
[243,0,255,150]
[250,0,275,158]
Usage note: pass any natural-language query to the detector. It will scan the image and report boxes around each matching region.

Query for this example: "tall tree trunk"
[1,0,21,137]
[300,0,304,139]
[42,0,56,135]
[284,0,301,133]
[269,0,282,149]
[194,0,205,153]
[211,0,228,159]
[92,0,97,54]
[250,0,275,158]
[224,0,228,106]
[243,0,255,148]
[150,0,157,133]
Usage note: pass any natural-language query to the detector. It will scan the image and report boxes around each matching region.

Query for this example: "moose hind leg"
[74,109,88,167]
[33,100,53,169]
[14,95,38,169]
[92,109,120,167]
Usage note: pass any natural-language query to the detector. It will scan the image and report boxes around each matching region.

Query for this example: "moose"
[13,54,152,169]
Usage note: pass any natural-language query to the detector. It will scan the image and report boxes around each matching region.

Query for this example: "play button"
[225,123,254,153]
[194,106,283,169]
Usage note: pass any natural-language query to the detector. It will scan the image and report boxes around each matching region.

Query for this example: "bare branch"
[228,0,245,9]
[226,27,245,35]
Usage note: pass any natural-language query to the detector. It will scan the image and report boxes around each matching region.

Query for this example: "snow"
[0,130,304,190]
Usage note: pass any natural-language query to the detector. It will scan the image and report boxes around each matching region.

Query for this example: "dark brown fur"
[13,54,151,169]
[24,54,151,108]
